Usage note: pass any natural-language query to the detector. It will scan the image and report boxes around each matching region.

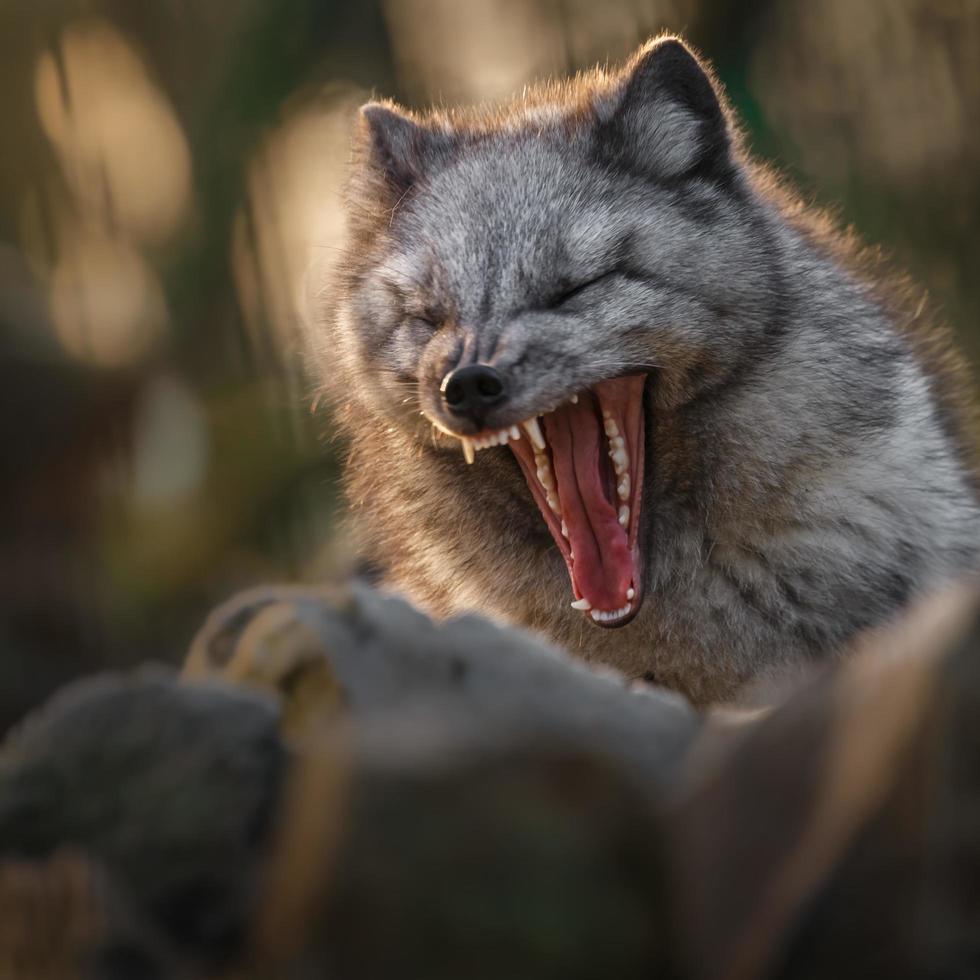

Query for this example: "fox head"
[334,37,783,418]
[319,38,786,629]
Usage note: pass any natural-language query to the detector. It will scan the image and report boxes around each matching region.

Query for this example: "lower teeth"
[589,602,632,622]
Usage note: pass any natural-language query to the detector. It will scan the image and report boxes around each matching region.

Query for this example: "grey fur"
[306,37,980,705]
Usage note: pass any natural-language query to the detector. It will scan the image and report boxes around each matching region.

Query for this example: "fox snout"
[440,364,509,430]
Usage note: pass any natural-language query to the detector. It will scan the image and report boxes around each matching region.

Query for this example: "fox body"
[308,38,980,704]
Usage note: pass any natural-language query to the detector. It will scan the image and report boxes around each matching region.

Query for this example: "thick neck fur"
[309,38,980,706]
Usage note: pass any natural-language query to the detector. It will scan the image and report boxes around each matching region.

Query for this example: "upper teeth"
[535,449,561,515]
[523,417,546,450]
[457,400,633,535]
[469,427,521,452]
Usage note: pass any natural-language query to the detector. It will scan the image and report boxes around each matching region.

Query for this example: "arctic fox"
[308,37,980,704]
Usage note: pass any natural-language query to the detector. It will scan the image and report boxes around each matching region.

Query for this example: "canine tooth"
[604,418,619,437]
[570,598,591,610]
[561,521,568,538]
[523,417,546,450]
[461,438,475,464]
[510,425,520,440]
[627,587,635,600]
[612,448,628,472]
[617,475,630,500]
[618,504,629,527]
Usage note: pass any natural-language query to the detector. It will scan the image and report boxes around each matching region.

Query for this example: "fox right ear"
[598,38,734,183]
[358,102,454,197]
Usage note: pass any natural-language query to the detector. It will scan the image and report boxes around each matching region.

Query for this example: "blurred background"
[0,0,977,732]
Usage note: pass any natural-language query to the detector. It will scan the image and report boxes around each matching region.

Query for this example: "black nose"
[441,364,508,426]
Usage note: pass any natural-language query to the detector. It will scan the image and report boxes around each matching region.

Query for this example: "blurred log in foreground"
[0,583,978,979]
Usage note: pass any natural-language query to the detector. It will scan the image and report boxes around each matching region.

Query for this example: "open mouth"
[456,374,646,628]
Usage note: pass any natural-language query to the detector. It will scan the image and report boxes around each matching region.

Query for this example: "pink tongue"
[544,400,633,610]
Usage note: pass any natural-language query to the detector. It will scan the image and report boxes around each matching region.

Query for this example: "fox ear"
[358,102,454,197]
[598,38,733,182]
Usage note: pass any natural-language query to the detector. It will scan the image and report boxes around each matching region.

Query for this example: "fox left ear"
[597,38,733,182]
[358,102,455,199]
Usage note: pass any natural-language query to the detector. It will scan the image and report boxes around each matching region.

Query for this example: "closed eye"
[547,272,614,309]
[408,309,442,329]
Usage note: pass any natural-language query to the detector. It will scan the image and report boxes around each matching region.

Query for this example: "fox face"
[334,39,782,628]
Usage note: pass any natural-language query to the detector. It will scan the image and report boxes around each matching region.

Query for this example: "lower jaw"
[585,548,643,628]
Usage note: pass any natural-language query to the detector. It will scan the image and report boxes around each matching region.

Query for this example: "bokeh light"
[752,0,980,187]
[34,18,192,246]
[49,221,167,369]
[383,0,563,103]
[130,374,209,509]
[232,91,359,360]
